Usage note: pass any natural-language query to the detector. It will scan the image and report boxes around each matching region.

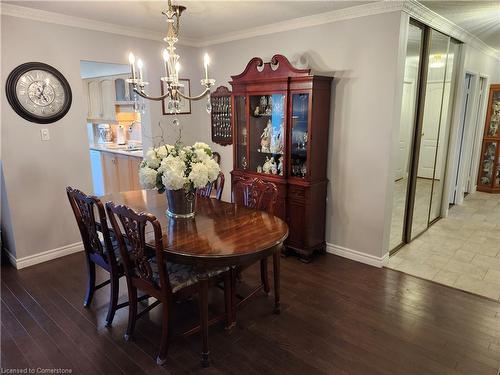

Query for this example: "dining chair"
[66,186,132,327]
[105,201,232,366]
[197,171,225,200]
[231,176,279,311]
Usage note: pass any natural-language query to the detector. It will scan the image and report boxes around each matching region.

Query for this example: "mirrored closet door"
[389,20,461,252]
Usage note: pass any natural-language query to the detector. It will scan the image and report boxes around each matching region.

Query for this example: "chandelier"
[127,0,215,114]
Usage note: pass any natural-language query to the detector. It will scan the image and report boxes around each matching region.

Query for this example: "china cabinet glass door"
[248,94,286,176]
[234,96,247,169]
[290,93,310,178]
[479,141,497,186]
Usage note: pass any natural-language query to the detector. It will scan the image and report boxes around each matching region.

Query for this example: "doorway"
[448,75,488,205]
[389,20,461,252]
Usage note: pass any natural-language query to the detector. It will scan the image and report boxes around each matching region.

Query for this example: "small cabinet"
[477,84,500,193]
[102,152,120,193]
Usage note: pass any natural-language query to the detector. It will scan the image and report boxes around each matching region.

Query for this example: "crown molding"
[195,1,404,47]
[0,2,199,47]
[1,1,498,60]
[402,0,500,60]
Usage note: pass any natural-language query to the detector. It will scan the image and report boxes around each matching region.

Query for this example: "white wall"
[0,15,200,262]
[185,11,404,262]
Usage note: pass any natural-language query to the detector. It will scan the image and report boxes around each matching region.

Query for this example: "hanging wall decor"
[6,62,72,124]
[210,86,232,146]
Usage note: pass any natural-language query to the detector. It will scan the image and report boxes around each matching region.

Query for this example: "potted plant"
[139,142,220,218]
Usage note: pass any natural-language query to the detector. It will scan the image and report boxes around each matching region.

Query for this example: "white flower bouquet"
[139,142,220,193]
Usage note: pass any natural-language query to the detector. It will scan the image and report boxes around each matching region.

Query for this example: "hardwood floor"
[1,252,500,375]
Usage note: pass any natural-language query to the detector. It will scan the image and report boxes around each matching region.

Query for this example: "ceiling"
[3,1,500,52]
[423,1,500,51]
[4,0,372,41]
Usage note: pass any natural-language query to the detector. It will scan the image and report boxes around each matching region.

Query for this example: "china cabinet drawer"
[287,185,306,201]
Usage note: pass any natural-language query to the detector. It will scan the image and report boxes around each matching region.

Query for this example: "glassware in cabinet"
[234,96,247,169]
[248,94,286,176]
[478,141,497,186]
[290,93,310,178]
[486,89,500,137]
[210,86,232,146]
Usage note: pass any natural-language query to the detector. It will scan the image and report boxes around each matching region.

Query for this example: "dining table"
[100,189,289,366]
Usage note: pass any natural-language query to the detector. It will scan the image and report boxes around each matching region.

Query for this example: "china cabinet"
[230,54,333,261]
[477,84,500,193]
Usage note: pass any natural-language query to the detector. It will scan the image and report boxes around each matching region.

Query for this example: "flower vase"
[166,188,197,219]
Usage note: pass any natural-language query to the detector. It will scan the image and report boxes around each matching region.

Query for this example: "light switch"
[40,128,50,141]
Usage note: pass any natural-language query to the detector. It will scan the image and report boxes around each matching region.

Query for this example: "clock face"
[6,62,72,124]
[16,70,66,117]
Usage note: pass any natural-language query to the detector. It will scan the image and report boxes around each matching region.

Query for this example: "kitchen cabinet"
[100,78,116,121]
[100,151,141,194]
[83,74,133,122]
[86,79,102,120]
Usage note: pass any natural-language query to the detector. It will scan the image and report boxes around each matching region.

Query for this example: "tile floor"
[387,191,500,301]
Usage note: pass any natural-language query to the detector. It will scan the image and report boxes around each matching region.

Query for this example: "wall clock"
[6,62,72,124]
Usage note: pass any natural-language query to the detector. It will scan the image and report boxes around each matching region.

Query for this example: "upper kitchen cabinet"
[83,74,134,122]
[114,77,135,103]
[85,79,102,120]
[100,77,115,121]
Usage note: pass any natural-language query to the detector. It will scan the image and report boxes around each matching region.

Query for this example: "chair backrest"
[232,177,278,215]
[105,202,171,294]
[66,186,114,264]
[197,171,225,201]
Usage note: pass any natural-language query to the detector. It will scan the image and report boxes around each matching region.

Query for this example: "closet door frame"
[401,19,430,244]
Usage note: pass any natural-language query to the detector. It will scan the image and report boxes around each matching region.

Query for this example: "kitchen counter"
[90,144,143,158]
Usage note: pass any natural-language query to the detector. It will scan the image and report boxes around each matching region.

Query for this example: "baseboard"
[326,243,388,268]
[5,242,84,270]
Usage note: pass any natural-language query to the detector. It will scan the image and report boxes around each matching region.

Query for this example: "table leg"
[198,274,210,367]
[273,250,280,314]
[224,270,236,330]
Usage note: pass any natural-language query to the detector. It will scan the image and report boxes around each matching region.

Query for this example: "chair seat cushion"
[99,231,132,264]
[149,258,228,293]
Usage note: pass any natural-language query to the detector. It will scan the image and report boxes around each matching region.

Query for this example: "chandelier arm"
[176,88,211,101]
[133,87,170,102]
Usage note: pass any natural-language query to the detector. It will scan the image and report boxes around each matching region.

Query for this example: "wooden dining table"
[100,189,289,366]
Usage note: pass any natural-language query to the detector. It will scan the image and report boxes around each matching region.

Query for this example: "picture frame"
[161,78,191,115]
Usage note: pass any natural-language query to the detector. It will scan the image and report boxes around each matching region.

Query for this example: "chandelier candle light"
[127,0,215,114]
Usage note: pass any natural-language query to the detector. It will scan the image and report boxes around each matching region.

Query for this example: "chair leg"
[260,258,270,295]
[198,275,210,367]
[156,303,169,366]
[83,260,96,308]
[105,274,119,327]
[223,271,235,330]
[124,286,138,341]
